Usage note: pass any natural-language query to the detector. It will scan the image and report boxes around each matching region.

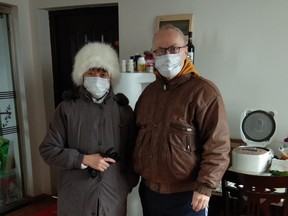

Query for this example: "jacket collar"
[156,72,195,90]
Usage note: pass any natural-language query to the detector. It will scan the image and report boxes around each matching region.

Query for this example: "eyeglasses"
[153,45,187,56]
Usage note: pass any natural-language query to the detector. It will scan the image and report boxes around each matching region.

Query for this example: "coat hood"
[72,42,120,87]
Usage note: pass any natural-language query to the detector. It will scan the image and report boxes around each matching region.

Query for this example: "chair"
[221,169,288,216]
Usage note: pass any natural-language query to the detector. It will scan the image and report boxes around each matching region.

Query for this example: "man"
[133,24,231,216]
[39,42,138,216]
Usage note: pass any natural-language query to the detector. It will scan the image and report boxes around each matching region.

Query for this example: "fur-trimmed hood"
[72,42,120,87]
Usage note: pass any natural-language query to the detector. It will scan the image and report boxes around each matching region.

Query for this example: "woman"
[39,42,138,216]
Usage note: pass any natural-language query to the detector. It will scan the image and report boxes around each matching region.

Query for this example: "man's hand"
[191,191,210,212]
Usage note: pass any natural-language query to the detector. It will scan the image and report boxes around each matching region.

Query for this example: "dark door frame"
[49,5,119,107]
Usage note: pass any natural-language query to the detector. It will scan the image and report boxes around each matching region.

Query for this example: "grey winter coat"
[39,87,139,216]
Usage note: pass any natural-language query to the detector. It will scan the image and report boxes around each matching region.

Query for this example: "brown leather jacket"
[133,73,230,196]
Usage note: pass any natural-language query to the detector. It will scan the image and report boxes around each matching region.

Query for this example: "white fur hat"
[72,42,120,87]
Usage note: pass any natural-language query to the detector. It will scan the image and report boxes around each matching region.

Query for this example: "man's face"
[152,29,187,66]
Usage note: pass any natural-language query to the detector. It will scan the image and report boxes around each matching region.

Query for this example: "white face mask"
[83,77,110,99]
[155,53,183,79]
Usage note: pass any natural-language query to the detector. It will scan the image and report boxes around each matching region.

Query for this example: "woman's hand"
[83,154,116,172]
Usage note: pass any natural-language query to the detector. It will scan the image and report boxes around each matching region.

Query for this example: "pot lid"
[240,109,276,147]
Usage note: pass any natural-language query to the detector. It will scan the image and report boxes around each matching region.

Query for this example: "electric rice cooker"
[231,146,273,174]
[231,109,276,174]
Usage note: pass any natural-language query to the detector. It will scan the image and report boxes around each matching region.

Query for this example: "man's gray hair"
[152,24,186,48]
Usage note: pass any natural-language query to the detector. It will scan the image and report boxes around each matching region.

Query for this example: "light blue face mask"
[83,77,110,99]
[154,53,182,79]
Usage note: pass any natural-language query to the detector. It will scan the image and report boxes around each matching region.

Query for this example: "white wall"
[1,0,288,212]
[119,0,288,142]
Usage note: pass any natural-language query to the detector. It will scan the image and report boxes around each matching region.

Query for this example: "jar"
[127,59,134,73]
[121,60,126,73]
[137,56,146,72]
[146,62,154,73]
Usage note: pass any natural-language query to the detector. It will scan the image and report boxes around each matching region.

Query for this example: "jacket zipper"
[171,123,193,132]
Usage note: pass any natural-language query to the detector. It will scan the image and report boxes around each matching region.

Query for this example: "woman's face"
[83,68,110,79]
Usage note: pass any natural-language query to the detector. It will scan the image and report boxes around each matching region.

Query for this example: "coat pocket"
[168,123,201,180]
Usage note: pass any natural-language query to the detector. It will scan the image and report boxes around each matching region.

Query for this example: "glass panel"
[0,11,24,211]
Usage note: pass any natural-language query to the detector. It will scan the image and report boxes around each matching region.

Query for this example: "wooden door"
[49,5,119,106]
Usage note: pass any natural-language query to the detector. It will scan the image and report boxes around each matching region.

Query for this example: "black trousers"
[139,181,208,216]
